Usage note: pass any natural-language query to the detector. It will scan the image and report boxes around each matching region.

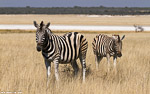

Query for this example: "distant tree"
[26,6,30,8]
[74,6,81,8]
[99,5,105,8]
[0,7,150,15]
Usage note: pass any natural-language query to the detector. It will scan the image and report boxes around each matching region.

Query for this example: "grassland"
[0,15,150,26]
[0,14,150,94]
[0,32,150,94]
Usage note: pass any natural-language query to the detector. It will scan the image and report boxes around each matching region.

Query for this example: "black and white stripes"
[34,21,126,85]
[34,21,88,84]
[92,34,125,71]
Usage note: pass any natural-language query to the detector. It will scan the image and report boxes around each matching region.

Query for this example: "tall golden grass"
[0,32,150,94]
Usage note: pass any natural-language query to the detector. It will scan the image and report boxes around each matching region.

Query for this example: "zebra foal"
[34,21,88,84]
[92,34,125,72]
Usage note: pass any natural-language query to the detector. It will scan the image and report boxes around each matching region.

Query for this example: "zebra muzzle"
[117,52,122,57]
[36,45,42,52]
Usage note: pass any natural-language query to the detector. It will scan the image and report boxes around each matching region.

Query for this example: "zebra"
[134,24,144,32]
[33,21,88,85]
[92,34,125,72]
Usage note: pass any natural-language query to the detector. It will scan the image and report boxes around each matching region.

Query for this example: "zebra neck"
[42,29,53,52]
[108,40,116,55]
[42,33,48,48]
[112,41,118,56]
[42,36,54,53]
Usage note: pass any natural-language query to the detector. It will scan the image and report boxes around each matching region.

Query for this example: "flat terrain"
[0,15,150,26]
[0,32,150,94]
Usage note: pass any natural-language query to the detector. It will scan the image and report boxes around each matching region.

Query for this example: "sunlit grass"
[0,32,150,94]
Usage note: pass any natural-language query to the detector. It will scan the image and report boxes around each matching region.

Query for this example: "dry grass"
[0,32,150,94]
[0,14,150,26]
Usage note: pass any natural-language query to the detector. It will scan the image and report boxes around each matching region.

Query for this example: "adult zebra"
[34,21,88,84]
[92,34,125,72]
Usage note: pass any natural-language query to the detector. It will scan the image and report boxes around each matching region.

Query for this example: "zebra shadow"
[61,64,92,81]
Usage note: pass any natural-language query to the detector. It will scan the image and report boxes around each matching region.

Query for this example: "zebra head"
[113,35,125,57]
[33,21,50,52]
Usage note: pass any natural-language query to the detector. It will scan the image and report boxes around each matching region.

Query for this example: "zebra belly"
[58,60,72,64]
[97,52,115,57]
[97,52,106,57]
[59,52,79,64]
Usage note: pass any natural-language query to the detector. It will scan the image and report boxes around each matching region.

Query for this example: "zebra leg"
[95,55,99,70]
[54,59,59,81]
[45,59,51,87]
[113,56,117,68]
[79,56,86,82]
[106,54,110,72]
[95,55,103,71]
[113,56,117,74]
[71,61,79,76]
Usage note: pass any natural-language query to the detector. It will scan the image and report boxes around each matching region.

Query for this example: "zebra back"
[42,32,88,62]
[92,34,115,57]
[63,32,88,60]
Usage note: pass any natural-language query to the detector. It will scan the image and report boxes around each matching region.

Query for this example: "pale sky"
[0,0,150,7]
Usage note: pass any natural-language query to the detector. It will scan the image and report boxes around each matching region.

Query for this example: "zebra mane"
[40,21,45,30]
[112,34,119,37]
[112,34,120,41]
[39,21,52,34]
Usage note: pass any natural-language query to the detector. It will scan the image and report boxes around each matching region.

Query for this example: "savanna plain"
[0,32,150,94]
[0,15,150,94]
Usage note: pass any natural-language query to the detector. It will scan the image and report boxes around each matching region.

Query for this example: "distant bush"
[0,7,150,15]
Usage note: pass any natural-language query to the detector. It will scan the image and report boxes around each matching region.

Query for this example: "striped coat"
[34,21,88,84]
[42,32,87,63]
[92,34,116,57]
[92,34,125,71]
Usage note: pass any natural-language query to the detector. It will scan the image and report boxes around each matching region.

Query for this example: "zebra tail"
[92,37,97,55]
[80,35,88,56]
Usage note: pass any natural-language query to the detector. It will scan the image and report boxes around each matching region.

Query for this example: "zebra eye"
[114,42,117,46]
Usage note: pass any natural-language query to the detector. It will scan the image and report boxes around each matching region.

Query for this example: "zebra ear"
[33,21,38,28]
[40,21,44,27]
[118,35,121,42]
[121,35,125,40]
[46,22,50,28]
